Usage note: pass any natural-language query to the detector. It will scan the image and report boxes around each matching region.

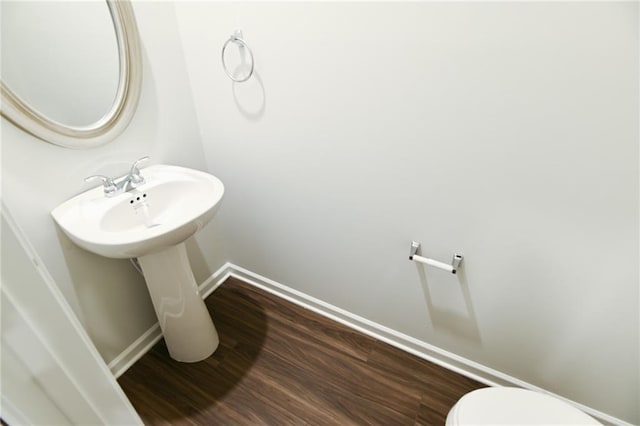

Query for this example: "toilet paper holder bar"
[409,241,463,274]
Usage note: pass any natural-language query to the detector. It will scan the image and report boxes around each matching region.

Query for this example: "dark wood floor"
[119,277,484,425]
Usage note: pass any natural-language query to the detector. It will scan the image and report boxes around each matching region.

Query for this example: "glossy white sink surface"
[52,165,224,259]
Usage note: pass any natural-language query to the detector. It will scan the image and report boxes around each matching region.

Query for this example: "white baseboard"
[111,262,628,426]
[108,324,163,379]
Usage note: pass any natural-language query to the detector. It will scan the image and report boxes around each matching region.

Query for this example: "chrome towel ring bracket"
[221,30,254,83]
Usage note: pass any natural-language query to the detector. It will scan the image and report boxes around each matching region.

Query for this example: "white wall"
[1,2,228,364]
[176,2,639,423]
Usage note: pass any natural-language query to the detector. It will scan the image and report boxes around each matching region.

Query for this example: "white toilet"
[446,387,602,425]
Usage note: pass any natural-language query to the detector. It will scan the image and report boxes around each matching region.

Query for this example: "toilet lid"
[447,388,601,425]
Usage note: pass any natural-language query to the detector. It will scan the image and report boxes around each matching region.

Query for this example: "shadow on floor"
[118,278,268,423]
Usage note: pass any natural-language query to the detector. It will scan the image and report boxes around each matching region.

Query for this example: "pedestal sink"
[52,164,224,362]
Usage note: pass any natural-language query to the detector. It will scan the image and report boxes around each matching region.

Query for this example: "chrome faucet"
[85,157,150,197]
[120,156,149,192]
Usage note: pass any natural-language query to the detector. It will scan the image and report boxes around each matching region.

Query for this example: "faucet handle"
[129,156,150,185]
[85,174,117,196]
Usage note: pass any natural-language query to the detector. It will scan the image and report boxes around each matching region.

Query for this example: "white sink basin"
[52,164,224,259]
[52,164,224,363]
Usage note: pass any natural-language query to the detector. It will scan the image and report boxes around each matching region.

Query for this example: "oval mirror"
[0,0,142,148]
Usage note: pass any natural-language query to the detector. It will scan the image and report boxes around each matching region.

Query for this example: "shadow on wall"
[185,238,211,283]
[231,67,266,121]
[416,264,482,344]
[185,218,230,284]
[54,225,157,363]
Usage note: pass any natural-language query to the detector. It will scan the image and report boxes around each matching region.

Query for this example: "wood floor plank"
[119,277,485,425]
[366,340,484,396]
[414,401,446,426]
[214,282,376,362]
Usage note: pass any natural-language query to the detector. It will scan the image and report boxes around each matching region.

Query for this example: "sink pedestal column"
[138,243,218,362]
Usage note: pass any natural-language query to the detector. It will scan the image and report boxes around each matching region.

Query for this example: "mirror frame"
[0,0,142,149]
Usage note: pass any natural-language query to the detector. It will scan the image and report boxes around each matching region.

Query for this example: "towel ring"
[221,31,254,83]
